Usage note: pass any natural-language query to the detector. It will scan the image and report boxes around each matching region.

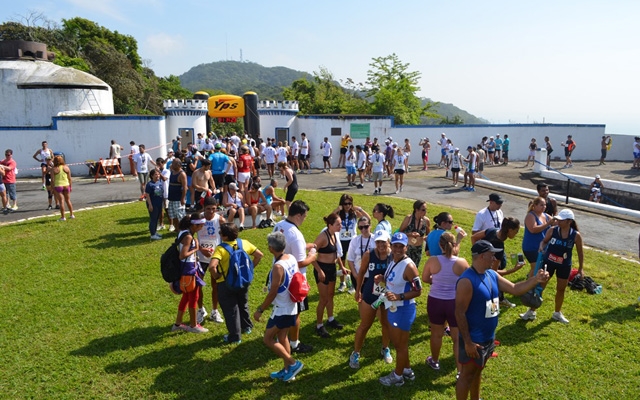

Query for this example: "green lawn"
[1,190,638,399]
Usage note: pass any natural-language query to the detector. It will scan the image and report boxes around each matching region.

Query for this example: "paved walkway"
[3,161,639,258]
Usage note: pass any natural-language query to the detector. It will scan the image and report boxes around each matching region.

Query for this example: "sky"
[3,0,640,134]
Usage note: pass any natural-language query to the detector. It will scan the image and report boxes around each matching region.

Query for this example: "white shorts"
[237,172,251,184]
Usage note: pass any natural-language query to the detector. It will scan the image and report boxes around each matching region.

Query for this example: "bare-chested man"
[191,159,216,211]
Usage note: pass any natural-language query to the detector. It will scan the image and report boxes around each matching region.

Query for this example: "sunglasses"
[446,220,454,223]
[358,225,370,230]
[343,202,352,206]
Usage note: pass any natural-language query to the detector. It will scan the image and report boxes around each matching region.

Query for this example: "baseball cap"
[228,183,238,191]
[441,132,446,136]
[471,240,501,256]
[391,232,408,246]
[454,147,459,151]
[214,143,222,149]
[556,209,575,221]
[467,145,473,150]
[595,174,601,179]
[487,193,504,204]
[490,136,494,139]
[374,230,391,242]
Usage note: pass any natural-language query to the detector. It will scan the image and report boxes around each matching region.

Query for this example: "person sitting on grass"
[253,231,304,382]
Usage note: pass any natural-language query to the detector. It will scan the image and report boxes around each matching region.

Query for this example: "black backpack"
[160,231,189,282]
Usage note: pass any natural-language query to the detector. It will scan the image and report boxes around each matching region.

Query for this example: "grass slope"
[0,190,638,399]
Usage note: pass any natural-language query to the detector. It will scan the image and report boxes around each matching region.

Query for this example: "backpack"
[220,239,254,290]
[160,231,189,283]
[287,271,310,303]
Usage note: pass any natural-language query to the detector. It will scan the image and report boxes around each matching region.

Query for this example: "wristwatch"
[399,293,405,300]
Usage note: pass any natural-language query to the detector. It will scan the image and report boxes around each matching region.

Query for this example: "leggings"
[178,287,200,312]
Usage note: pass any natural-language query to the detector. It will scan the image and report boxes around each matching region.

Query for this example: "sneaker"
[150,234,162,240]
[349,351,360,369]
[403,369,416,381]
[500,299,516,308]
[42,184,46,190]
[242,327,252,335]
[58,218,66,222]
[337,282,347,292]
[222,334,241,344]
[2,208,8,215]
[426,356,440,370]
[329,169,332,173]
[291,342,313,353]
[168,225,176,232]
[468,187,476,192]
[552,311,569,324]
[47,205,52,210]
[11,205,18,211]
[461,185,467,189]
[381,347,393,364]
[282,360,303,382]
[379,371,404,387]
[270,368,286,380]
[55,205,60,209]
[347,287,356,295]
[316,325,331,338]
[326,319,343,330]
[209,309,224,323]
[399,185,403,192]
[444,326,451,336]
[157,225,166,231]
[197,307,208,324]
[69,215,75,220]
[395,190,399,194]
[306,170,310,174]
[322,169,326,173]
[519,309,537,321]
[171,323,188,332]
[356,183,364,189]
[187,324,209,334]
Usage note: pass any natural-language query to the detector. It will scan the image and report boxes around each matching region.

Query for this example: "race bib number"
[485,297,500,318]
[547,253,564,264]
[340,231,352,240]
[373,282,386,295]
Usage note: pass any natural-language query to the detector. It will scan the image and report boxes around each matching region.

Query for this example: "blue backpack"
[219,239,254,290]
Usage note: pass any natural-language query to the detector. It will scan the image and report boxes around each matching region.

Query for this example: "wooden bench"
[93,158,125,183]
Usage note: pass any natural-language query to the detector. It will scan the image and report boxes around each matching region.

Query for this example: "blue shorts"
[634,152,640,159]
[266,314,297,329]
[441,149,447,156]
[346,166,356,175]
[467,169,475,174]
[387,302,416,332]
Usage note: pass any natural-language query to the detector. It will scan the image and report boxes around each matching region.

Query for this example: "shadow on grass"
[84,230,154,249]
[588,304,639,328]
[494,318,552,346]
[116,216,150,225]
[71,326,169,357]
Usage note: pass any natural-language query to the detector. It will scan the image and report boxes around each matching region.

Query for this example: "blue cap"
[391,232,408,246]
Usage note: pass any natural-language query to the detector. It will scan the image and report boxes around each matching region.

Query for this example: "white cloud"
[65,0,128,23]
[145,33,184,57]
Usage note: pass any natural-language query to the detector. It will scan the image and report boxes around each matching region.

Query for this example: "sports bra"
[317,230,337,254]
[248,191,260,205]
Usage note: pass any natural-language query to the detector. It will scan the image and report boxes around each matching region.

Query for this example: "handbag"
[179,275,196,293]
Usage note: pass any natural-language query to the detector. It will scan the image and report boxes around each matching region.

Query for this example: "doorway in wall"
[275,128,289,145]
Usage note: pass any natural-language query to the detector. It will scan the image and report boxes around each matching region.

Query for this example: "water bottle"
[346,275,353,290]
[454,226,466,237]
[371,293,386,310]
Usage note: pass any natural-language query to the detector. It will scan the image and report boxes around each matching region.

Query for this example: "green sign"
[350,123,370,139]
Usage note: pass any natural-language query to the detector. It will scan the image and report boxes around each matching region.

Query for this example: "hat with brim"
[374,230,391,242]
[391,232,408,246]
[556,209,575,221]
[471,240,501,256]
[487,193,504,204]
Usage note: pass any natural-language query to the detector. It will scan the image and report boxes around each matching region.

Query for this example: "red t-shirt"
[237,154,253,173]
[0,159,16,184]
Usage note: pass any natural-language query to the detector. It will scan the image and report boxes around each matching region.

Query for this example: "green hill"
[179,61,487,124]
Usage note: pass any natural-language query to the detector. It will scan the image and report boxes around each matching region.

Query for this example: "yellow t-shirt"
[212,239,258,283]
[341,137,351,148]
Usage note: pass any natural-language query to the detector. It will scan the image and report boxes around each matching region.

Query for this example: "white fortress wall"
[0,115,166,177]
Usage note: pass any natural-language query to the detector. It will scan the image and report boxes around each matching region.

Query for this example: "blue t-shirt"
[209,152,229,174]
[145,180,164,208]
[426,228,446,256]
[457,268,499,343]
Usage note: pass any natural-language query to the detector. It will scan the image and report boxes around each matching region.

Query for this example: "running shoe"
[379,371,404,387]
[552,311,569,324]
[349,351,360,369]
[519,309,537,321]
[282,360,303,382]
[381,347,393,364]
[426,356,440,370]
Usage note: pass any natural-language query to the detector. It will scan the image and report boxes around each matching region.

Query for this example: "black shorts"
[224,175,236,186]
[451,168,460,173]
[478,163,484,172]
[323,156,330,162]
[340,147,347,155]
[212,174,225,189]
[394,169,405,175]
[313,261,337,284]
[544,260,571,280]
[285,185,298,202]
[503,150,509,158]
[565,149,573,157]
[458,337,495,368]
[298,154,308,161]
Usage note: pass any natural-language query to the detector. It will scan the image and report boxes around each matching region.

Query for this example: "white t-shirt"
[472,207,504,232]
[370,152,386,173]
[269,254,299,316]
[321,142,332,157]
[276,147,288,163]
[346,234,376,275]
[264,146,277,164]
[133,152,151,173]
[301,138,309,155]
[393,154,407,171]
[196,214,222,263]
[345,150,356,167]
[273,219,308,274]
[291,141,299,157]
[356,151,367,170]
[161,168,171,199]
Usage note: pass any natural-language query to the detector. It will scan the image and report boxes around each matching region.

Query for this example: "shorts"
[451,168,460,173]
[422,150,428,161]
[503,150,509,158]
[372,171,383,181]
[40,162,48,168]
[168,200,185,219]
[458,337,495,368]
[564,149,573,157]
[224,174,235,186]
[5,183,16,200]
[298,154,308,161]
[0,183,4,192]
[529,150,536,157]
[634,152,640,159]
[54,186,71,194]
[394,169,405,175]
[427,296,457,327]
[466,169,476,174]
[323,156,330,162]
[441,149,447,156]
[361,278,381,305]
[313,261,337,284]
[297,296,309,313]
[387,302,416,332]
[478,163,484,172]
[266,314,297,329]
[237,172,251,184]
[285,186,298,202]
[601,149,607,159]
[523,250,539,264]
[340,147,347,155]
[137,172,149,186]
[544,260,571,280]
[346,166,356,175]
[212,174,225,189]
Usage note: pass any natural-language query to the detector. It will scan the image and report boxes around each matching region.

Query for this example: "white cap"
[595,174,601,179]
[374,230,391,242]
[556,209,575,220]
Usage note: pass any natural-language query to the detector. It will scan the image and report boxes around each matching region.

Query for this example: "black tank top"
[318,230,337,254]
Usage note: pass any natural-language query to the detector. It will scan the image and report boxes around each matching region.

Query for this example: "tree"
[365,53,439,125]
[439,115,465,125]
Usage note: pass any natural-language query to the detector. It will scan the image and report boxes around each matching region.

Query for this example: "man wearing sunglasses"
[472,193,505,234]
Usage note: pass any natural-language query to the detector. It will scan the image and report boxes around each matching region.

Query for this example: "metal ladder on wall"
[82,89,102,114]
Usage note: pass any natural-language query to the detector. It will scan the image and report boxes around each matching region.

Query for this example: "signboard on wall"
[208,95,245,118]
[350,123,370,139]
